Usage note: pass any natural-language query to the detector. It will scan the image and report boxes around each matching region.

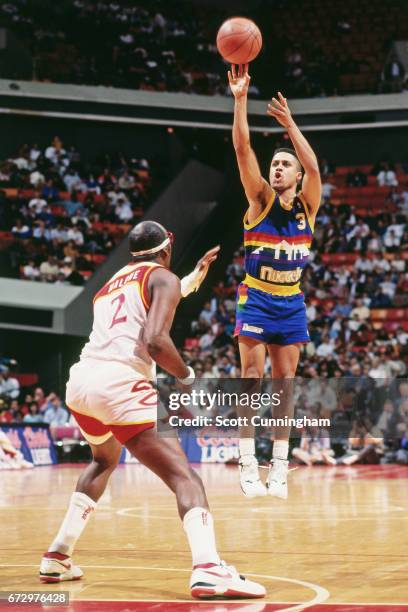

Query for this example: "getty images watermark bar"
[156,376,406,440]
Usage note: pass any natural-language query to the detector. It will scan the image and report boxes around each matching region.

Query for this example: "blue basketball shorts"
[234,284,310,346]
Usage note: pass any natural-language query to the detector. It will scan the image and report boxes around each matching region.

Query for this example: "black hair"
[129,220,168,261]
[273,148,303,172]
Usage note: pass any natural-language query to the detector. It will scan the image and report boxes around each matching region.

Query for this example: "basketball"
[216,17,262,64]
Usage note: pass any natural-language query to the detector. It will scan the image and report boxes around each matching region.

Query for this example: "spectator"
[199,302,215,325]
[377,399,395,436]
[23,259,40,281]
[40,255,60,282]
[381,55,405,93]
[0,369,20,400]
[28,193,48,215]
[346,168,367,187]
[115,196,134,222]
[350,298,370,321]
[23,401,44,423]
[11,218,31,239]
[292,427,336,465]
[316,335,335,358]
[338,421,384,465]
[118,170,136,191]
[64,168,82,193]
[43,393,69,426]
[321,180,336,201]
[67,224,84,247]
[377,163,398,187]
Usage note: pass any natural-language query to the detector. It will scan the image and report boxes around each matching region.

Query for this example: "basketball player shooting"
[39,221,265,599]
[228,64,321,499]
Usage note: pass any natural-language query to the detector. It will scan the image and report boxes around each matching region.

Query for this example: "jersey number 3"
[109,293,127,328]
[296,213,306,230]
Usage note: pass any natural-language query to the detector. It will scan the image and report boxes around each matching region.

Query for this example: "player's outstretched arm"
[180,245,220,297]
[144,268,190,380]
[229,64,272,218]
[267,92,321,216]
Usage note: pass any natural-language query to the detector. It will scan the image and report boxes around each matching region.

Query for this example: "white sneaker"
[190,560,266,599]
[266,458,289,499]
[39,552,83,583]
[239,455,267,498]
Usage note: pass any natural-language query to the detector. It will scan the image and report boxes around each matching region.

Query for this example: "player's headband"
[131,231,174,257]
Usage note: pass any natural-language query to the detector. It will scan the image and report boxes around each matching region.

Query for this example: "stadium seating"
[0,142,152,283]
[2,0,406,97]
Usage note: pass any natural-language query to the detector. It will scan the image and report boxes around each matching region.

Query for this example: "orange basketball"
[216,17,262,65]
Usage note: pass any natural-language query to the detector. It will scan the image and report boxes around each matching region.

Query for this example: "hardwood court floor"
[1,463,407,611]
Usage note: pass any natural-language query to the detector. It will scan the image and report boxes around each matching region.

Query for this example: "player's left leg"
[125,429,265,599]
[237,336,268,498]
[40,434,122,583]
[266,343,301,499]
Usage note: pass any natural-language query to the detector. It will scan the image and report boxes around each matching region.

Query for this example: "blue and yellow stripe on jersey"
[243,190,313,297]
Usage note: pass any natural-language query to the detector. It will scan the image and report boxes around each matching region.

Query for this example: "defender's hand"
[228,64,250,98]
[267,91,295,129]
[195,245,220,286]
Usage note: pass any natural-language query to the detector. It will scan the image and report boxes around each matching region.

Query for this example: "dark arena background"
[0,1,408,610]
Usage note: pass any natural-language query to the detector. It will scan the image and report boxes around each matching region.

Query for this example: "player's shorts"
[66,358,157,445]
[234,283,309,346]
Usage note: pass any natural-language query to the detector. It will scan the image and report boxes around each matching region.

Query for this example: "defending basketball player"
[228,64,321,499]
[39,221,265,600]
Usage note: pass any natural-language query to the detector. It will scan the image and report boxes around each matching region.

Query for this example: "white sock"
[49,492,97,556]
[183,507,220,567]
[239,438,256,461]
[273,440,289,461]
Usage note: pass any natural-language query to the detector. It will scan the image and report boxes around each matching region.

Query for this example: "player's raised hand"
[195,245,220,286]
[267,92,295,129]
[228,64,250,98]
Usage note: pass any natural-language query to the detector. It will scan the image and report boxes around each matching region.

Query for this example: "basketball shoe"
[190,560,266,599]
[39,552,83,583]
[266,458,288,499]
[239,455,267,498]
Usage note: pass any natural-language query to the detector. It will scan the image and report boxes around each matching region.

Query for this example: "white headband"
[131,236,170,257]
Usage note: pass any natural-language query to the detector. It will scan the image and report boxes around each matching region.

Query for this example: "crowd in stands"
[0,138,152,282]
[0,357,70,428]
[1,155,408,464]
[175,159,408,463]
[1,0,407,98]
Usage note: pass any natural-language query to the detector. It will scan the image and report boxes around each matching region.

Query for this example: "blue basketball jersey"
[242,190,314,296]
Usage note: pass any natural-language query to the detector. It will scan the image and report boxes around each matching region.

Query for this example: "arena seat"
[13,373,39,387]
[370,309,408,321]
[321,254,358,265]
[184,338,200,349]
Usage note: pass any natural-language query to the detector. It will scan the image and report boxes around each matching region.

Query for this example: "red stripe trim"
[193,562,219,569]
[140,264,163,311]
[43,552,69,560]
[245,232,312,243]
[92,263,163,305]
[93,264,146,303]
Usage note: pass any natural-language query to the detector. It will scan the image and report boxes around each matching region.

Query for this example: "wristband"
[177,366,195,386]
[180,268,201,298]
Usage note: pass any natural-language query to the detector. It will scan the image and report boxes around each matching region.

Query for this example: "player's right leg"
[237,336,267,497]
[40,430,122,583]
[125,429,266,599]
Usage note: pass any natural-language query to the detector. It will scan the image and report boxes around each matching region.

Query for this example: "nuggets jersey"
[80,261,163,379]
[243,190,314,296]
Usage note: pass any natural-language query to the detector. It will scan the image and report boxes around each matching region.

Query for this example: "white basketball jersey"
[80,261,164,379]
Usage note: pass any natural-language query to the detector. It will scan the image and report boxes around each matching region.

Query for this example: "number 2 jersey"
[79,261,164,380]
[242,190,314,296]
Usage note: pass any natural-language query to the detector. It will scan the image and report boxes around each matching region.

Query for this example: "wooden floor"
[1,463,408,611]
